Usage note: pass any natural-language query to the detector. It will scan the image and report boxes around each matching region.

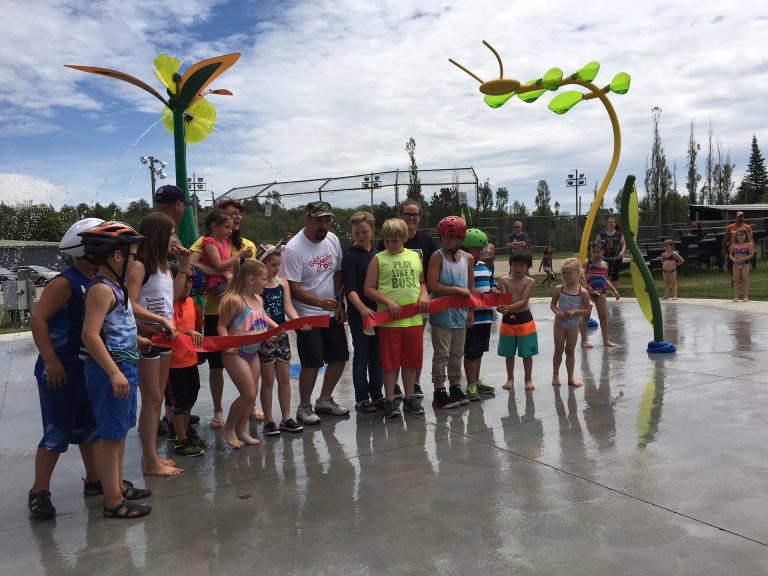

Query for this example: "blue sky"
[1,0,767,215]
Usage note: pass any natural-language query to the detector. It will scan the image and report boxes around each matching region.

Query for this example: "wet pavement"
[1,299,767,575]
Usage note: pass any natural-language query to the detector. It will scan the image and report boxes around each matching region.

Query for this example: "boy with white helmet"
[28,218,105,520]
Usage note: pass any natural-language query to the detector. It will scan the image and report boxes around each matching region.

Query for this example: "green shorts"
[497,310,539,358]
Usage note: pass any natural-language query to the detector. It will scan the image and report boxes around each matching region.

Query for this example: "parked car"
[0,267,17,282]
[11,265,58,287]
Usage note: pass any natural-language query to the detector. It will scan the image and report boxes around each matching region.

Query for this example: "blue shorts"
[85,360,138,441]
[34,359,98,453]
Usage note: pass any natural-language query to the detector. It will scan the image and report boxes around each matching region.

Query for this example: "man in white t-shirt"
[280,201,349,424]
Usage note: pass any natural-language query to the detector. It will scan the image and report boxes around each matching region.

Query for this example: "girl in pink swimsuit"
[217,259,279,448]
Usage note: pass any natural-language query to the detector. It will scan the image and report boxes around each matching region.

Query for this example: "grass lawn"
[529,265,767,300]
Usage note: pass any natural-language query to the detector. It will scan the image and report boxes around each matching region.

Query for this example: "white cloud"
[0,173,68,206]
[2,0,767,215]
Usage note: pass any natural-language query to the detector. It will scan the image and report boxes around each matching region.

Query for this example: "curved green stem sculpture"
[65,54,240,247]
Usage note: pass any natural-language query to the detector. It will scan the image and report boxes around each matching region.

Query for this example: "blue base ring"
[587,318,599,328]
[647,340,676,354]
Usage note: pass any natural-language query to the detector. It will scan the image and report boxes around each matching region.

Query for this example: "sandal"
[103,499,152,519]
[209,412,224,429]
[355,400,378,413]
[29,490,56,520]
[122,485,151,500]
[83,479,134,496]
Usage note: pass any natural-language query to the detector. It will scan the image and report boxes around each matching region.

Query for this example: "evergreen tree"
[685,121,701,204]
[510,200,529,217]
[701,120,714,204]
[533,179,552,216]
[712,140,736,204]
[735,135,768,203]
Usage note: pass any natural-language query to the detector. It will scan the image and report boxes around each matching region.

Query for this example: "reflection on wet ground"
[2,301,768,575]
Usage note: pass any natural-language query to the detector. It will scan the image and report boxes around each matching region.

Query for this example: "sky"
[1,0,767,216]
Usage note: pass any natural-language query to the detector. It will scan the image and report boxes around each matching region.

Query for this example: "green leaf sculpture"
[517,81,547,103]
[548,91,583,114]
[609,72,631,94]
[541,67,563,91]
[576,61,600,82]
[484,92,515,109]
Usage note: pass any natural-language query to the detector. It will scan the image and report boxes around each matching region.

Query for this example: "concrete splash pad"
[1,299,767,575]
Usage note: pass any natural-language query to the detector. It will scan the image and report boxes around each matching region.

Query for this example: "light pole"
[362,173,381,211]
[188,174,206,232]
[566,170,586,249]
[140,156,167,206]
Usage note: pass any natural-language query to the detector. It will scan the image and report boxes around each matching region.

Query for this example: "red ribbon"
[151,315,330,353]
[363,293,512,328]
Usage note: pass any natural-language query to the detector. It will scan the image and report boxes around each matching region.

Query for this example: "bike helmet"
[461,228,488,249]
[59,217,105,257]
[436,216,467,240]
[78,221,143,265]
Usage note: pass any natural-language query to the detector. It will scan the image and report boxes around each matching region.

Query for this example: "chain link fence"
[216,168,478,245]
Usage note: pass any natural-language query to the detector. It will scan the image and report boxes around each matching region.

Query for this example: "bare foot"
[733,298,739,302]
[222,426,243,449]
[604,341,618,348]
[249,409,265,422]
[238,431,262,446]
[524,380,535,391]
[568,379,584,388]
[745,299,750,302]
[552,375,562,386]
[661,296,668,300]
[671,297,677,300]
[160,457,177,467]
[501,379,514,390]
[581,342,593,349]
[143,462,182,477]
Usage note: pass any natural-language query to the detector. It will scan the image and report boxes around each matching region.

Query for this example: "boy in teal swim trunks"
[497,250,538,391]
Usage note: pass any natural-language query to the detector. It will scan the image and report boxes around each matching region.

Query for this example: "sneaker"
[355,400,378,413]
[314,396,350,416]
[393,385,404,400]
[476,379,495,394]
[186,426,206,447]
[280,418,304,433]
[383,398,401,418]
[403,396,425,415]
[173,438,205,457]
[432,388,459,409]
[189,414,200,425]
[413,384,424,399]
[297,403,321,425]
[449,385,471,406]
[465,383,481,402]
[263,421,281,436]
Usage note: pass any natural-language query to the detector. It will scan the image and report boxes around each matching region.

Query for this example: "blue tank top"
[430,249,469,329]
[262,283,286,325]
[81,277,139,363]
[34,267,90,378]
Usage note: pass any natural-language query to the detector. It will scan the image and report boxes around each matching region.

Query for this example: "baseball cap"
[306,200,334,217]
[736,211,745,217]
[155,185,193,206]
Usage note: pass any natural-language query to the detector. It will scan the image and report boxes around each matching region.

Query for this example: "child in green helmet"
[461,229,500,400]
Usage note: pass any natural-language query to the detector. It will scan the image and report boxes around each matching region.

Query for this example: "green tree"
[430,187,455,221]
[510,200,529,218]
[494,186,509,215]
[685,121,701,204]
[477,180,493,215]
[712,141,736,205]
[533,179,552,216]
[405,137,425,205]
[123,199,152,229]
[735,135,768,203]
[645,107,674,226]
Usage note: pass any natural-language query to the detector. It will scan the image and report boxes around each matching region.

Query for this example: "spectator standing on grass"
[595,216,626,285]
[506,221,530,275]
[722,211,754,275]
